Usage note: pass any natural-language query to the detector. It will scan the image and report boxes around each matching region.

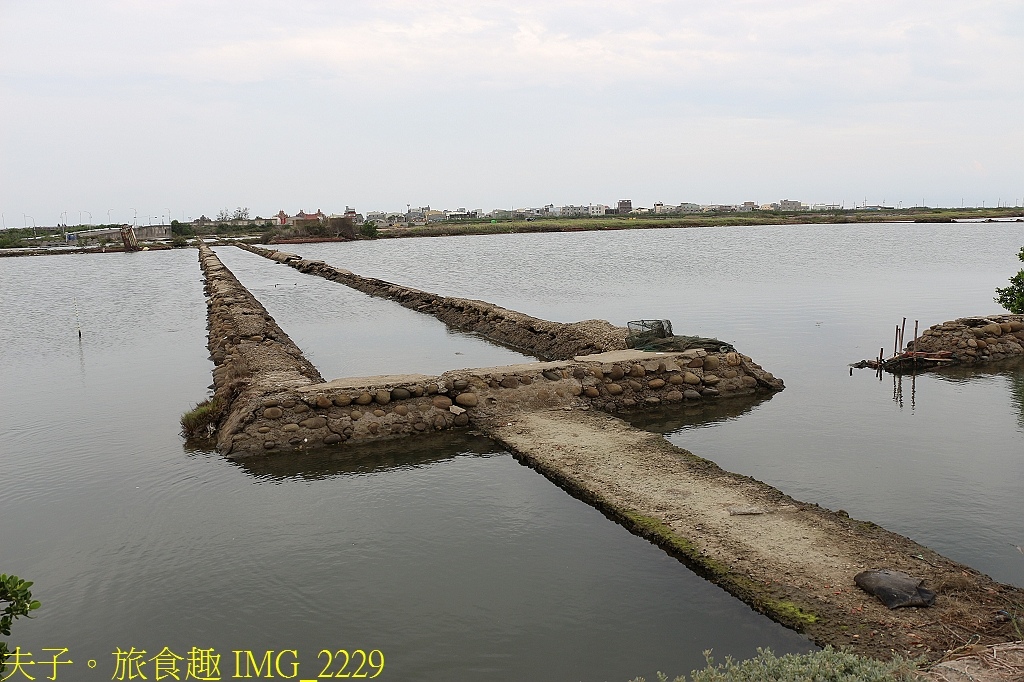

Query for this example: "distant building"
[617,199,632,214]
[589,204,607,216]
[779,199,804,211]
[445,208,478,220]
[558,205,589,217]
[274,209,327,226]
[677,203,701,213]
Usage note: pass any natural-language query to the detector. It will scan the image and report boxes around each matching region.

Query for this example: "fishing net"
[626,319,735,353]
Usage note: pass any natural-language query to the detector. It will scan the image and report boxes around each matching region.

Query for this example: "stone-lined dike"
[195,241,1024,663]
[911,314,1024,363]
[233,241,627,360]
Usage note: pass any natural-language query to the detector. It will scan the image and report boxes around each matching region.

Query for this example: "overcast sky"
[2,0,1023,225]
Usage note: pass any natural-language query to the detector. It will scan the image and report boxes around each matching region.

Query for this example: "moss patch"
[617,509,821,632]
[770,599,819,627]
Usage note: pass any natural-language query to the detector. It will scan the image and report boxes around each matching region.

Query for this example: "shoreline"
[3,208,1023,256]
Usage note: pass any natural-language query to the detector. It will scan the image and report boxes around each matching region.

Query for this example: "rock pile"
[910,314,1024,364]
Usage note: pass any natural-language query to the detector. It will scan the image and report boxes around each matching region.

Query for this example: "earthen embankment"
[224,348,783,456]
[198,241,324,452]
[233,242,627,360]
[192,240,1024,663]
[482,408,1024,662]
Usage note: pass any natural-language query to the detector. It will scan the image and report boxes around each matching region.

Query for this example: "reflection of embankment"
[931,357,1024,428]
[618,391,773,434]
[229,432,499,481]
[929,355,1024,383]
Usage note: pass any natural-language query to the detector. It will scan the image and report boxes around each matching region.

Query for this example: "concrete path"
[479,407,1024,662]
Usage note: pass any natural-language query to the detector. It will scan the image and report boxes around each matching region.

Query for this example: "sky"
[1,0,1023,226]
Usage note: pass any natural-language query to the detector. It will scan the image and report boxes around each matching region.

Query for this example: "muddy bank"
[482,407,1024,663]
[197,241,324,453]
[231,242,627,360]
[224,349,783,456]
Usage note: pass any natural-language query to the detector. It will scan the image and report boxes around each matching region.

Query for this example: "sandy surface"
[480,407,1024,662]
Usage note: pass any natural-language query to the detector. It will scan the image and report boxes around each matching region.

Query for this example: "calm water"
[2,222,1023,681]
[0,248,810,682]
[212,245,531,378]
[286,222,1024,587]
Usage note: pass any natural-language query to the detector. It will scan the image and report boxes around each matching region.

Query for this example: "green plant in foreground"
[1,574,40,675]
[629,647,917,682]
[995,246,1024,314]
[180,397,223,440]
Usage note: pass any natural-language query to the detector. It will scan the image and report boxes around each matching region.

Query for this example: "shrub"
[995,247,1024,313]
[1,574,40,675]
[629,647,917,682]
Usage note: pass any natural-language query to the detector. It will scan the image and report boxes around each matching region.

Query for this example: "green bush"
[359,222,379,239]
[630,647,917,682]
[1,574,40,675]
[995,247,1024,313]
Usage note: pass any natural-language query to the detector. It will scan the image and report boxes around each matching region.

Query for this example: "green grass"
[376,207,1024,240]
[630,647,918,682]
[180,397,223,440]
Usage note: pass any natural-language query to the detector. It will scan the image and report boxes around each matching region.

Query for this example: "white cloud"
[2,0,1022,217]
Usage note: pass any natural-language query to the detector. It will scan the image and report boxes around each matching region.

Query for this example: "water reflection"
[225,432,498,481]
[930,357,1024,430]
[619,392,774,434]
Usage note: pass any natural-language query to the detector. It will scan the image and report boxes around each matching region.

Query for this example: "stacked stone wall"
[198,241,325,453]
[911,314,1024,363]
[224,349,783,457]
[233,242,627,360]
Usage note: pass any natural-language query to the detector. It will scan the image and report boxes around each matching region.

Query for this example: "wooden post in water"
[912,320,919,370]
[900,317,907,352]
[894,325,899,357]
